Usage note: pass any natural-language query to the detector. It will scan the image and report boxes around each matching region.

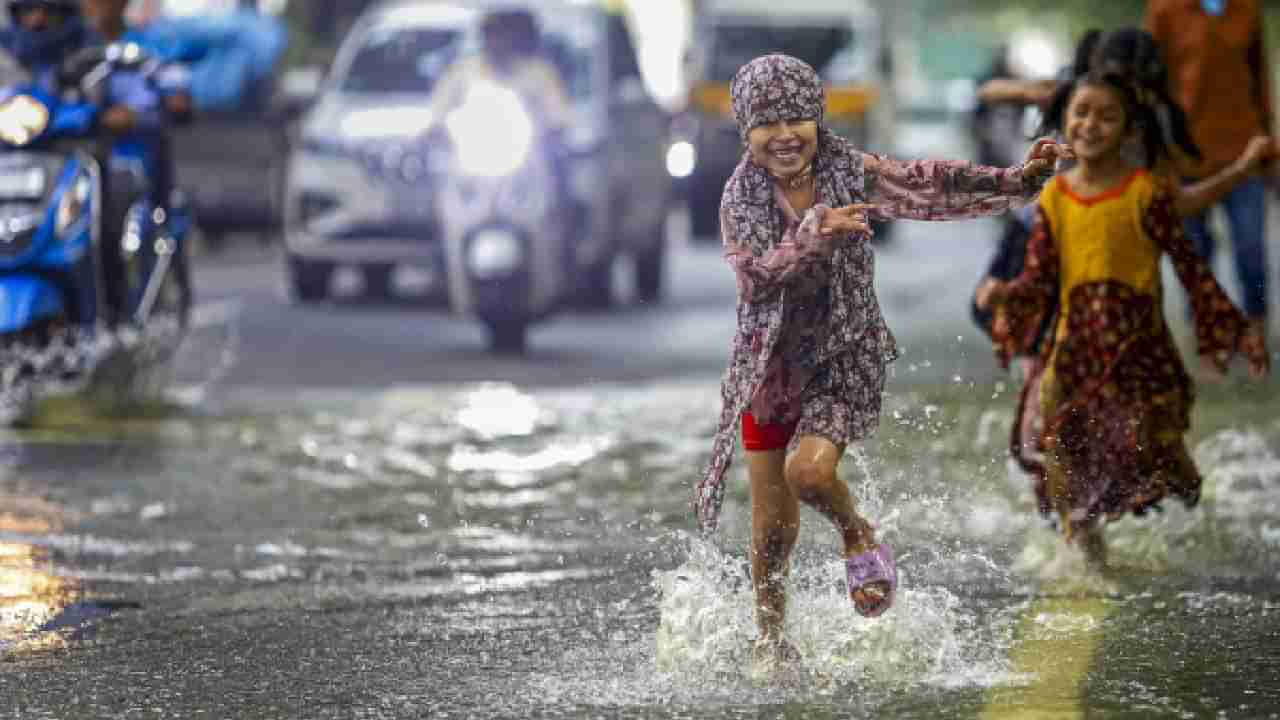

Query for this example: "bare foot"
[851,582,891,616]
[1080,527,1107,569]
[752,633,801,668]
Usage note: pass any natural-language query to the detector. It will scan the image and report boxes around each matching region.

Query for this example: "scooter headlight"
[467,228,524,279]
[445,83,534,178]
[666,140,696,179]
[0,95,50,147]
[55,174,92,236]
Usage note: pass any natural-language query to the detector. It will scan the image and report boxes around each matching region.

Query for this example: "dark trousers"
[1183,177,1269,319]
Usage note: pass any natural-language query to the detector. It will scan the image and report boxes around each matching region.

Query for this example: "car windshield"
[706,22,854,81]
[340,27,462,94]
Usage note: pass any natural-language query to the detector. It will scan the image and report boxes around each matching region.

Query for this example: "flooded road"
[3,200,1280,717]
[2,376,1278,718]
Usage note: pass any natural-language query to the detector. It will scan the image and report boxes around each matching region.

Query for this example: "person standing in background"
[1145,0,1276,337]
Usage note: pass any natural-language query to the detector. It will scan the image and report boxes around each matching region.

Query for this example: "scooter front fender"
[0,275,66,334]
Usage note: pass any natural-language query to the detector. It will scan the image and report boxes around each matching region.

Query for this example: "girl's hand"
[1020,138,1073,179]
[1241,326,1270,380]
[1200,328,1269,381]
[974,277,1006,311]
[1233,135,1277,177]
[819,203,875,239]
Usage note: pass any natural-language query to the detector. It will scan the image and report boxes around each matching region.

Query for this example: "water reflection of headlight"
[0,95,50,147]
[468,227,524,278]
[666,140,696,179]
[445,83,534,178]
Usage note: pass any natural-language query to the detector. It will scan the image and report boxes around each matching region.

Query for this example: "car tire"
[688,178,721,242]
[486,318,527,354]
[287,255,331,302]
[577,260,613,309]
[363,263,394,300]
[635,236,666,304]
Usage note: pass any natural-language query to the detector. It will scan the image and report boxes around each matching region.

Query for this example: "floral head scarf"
[721,54,862,258]
[730,54,826,141]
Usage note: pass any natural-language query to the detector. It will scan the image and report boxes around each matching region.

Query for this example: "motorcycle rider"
[428,7,573,133]
[81,0,194,122]
[426,8,584,259]
[0,0,170,326]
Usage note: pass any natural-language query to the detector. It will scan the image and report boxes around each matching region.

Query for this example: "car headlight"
[55,174,92,236]
[468,228,524,278]
[0,95,50,147]
[445,82,534,178]
[666,140,696,179]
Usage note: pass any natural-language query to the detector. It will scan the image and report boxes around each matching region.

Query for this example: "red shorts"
[741,411,798,451]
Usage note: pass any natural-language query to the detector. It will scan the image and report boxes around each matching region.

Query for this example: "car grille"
[324,221,440,243]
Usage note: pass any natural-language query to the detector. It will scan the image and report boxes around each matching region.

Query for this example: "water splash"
[0,315,186,425]
[652,533,1020,693]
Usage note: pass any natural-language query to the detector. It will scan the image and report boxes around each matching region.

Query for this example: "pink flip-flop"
[845,544,897,618]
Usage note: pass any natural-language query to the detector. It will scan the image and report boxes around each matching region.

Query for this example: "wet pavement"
[2,377,1278,718]
[3,166,1280,717]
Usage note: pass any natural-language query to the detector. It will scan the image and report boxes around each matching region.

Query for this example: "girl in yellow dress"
[977,65,1270,565]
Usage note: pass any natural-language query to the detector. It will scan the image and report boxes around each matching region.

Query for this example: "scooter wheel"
[288,255,332,302]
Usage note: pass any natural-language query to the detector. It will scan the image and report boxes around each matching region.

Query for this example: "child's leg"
[1079,524,1107,568]
[783,436,886,608]
[747,447,798,640]
[1043,449,1076,540]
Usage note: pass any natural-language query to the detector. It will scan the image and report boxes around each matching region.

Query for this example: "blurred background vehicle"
[677,0,895,242]
[129,0,289,251]
[281,0,677,315]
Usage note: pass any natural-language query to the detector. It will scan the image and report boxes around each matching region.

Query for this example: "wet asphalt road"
[177,215,1014,401]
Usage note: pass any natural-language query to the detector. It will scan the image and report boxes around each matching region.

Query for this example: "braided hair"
[1038,27,1201,167]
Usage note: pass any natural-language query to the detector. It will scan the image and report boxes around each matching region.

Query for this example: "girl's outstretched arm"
[1145,184,1270,378]
[979,206,1059,367]
[861,140,1065,222]
[722,204,841,304]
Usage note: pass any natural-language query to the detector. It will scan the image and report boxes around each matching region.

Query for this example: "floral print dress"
[694,142,1048,531]
[993,170,1254,536]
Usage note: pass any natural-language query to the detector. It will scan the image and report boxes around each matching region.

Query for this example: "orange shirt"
[1144,0,1274,176]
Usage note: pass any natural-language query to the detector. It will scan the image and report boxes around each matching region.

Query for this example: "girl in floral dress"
[977,65,1269,566]
[692,54,1070,662]
[979,27,1276,483]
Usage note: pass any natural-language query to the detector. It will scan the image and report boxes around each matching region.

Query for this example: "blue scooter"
[0,43,191,369]
[0,43,192,418]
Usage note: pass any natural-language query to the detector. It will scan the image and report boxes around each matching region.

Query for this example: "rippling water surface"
[1,375,1279,718]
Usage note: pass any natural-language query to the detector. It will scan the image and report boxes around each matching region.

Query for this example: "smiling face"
[1064,82,1132,164]
[746,118,819,179]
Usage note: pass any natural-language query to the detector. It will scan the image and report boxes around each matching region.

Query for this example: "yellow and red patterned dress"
[995,170,1252,537]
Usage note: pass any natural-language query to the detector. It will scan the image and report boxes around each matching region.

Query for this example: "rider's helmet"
[479,8,540,59]
[5,0,86,69]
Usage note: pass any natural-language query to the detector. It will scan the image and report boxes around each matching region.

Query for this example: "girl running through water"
[977,58,1270,566]
[974,27,1276,480]
[693,54,1070,664]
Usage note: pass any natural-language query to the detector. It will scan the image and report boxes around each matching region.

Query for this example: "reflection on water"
[0,379,1277,716]
[0,501,75,653]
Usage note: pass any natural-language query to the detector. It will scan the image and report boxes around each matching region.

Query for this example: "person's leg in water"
[785,436,885,607]
[1043,445,1109,568]
[746,444,799,663]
